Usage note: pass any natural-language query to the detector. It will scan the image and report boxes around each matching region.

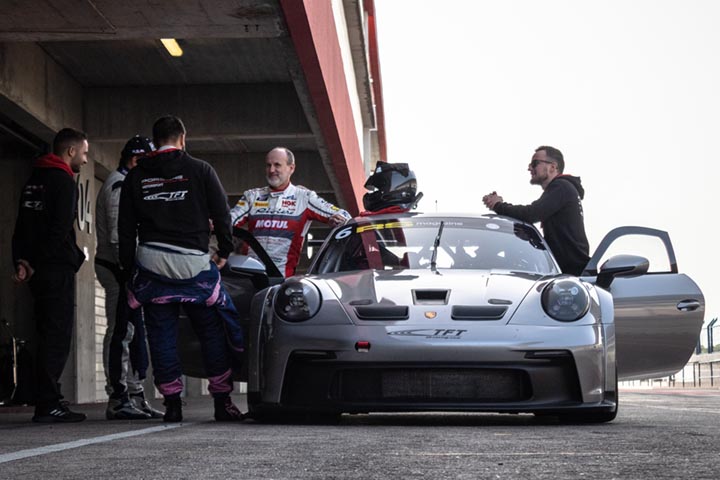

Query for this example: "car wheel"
[558,406,617,424]
[246,400,283,423]
[246,410,286,424]
[248,407,340,424]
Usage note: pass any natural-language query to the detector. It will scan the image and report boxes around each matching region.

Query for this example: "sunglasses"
[529,159,555,168]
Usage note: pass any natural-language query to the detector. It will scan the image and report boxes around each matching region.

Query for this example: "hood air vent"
[452,305,508,320]
[412,289,450,305]
[355,305,409,320]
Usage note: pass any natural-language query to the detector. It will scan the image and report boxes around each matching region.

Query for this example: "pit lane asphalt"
[1,388,718,479]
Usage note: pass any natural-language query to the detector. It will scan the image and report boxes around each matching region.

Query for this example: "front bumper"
[249,322,615,415]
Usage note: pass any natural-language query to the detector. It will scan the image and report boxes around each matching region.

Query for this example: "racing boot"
[163,395,183,423]
[130,392,164,419]
[213,395,245,422]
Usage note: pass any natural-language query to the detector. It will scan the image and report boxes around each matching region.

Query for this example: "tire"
[248,406,340,424]
[558,406,617,424]
[246,410,287,424]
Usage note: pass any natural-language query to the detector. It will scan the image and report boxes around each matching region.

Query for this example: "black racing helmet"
[363,161,420,212]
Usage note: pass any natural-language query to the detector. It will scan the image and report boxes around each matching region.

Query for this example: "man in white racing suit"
[230,147,350,277]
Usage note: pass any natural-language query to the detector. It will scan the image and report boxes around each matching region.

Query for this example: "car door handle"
[676,300,701,312]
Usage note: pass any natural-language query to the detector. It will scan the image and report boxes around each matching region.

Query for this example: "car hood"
[313,269,546,323]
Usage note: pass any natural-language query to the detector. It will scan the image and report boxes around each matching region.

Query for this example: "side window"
[314,231,372,273]
[596,234,671,273]
[313,240,343,273]
[340,234,371,271]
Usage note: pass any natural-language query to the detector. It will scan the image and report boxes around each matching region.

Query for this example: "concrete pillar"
[71,160,97,404]
[0,42,83,139]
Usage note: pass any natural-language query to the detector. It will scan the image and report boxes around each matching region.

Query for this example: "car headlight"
[541,278,590,322]
[273,279,322,322]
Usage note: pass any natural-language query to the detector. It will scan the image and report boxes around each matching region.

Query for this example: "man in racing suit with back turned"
[119,115,244,422]
[230,147,351,277]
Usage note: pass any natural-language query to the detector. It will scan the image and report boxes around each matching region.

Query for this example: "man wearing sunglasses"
[482,146,590,275]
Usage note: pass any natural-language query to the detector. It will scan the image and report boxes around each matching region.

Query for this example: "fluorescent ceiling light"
[160,38,183,57]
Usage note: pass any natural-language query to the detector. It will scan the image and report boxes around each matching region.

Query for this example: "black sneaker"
[33,404,86,423]
[214,396,245,422]
[163,396,183,423]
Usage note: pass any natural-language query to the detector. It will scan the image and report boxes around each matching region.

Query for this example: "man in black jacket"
[119,115,243,422]
[12,128,88,423]
[482,146,590,275]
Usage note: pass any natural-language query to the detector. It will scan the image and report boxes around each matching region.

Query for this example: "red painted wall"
[280,0,369,214]
[365,0,387,163]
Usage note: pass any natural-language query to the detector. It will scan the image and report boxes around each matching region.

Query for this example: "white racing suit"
[230,183,351,277]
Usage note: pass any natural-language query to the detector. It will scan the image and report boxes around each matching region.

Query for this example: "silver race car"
[225,213,704,423]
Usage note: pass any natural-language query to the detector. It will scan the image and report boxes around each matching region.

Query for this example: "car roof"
[350,212,530,228]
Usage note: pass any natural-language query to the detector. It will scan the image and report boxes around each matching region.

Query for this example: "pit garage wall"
[0,0,381,404]
[0,42,97,405]
[0,136,35,350]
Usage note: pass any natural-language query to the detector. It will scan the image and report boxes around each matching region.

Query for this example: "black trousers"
[28,268,76,409]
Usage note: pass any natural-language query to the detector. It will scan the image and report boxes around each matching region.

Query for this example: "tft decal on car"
[388,329,468,339]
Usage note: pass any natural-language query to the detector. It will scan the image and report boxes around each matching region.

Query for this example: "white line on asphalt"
[0,423,192,464]
[412,452,654,457]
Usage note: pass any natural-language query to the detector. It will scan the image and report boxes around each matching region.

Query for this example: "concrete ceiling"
[0,1,285,41]
[0,0,293,89]
[39,38,293,86]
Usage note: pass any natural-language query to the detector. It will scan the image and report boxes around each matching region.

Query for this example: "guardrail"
[621,352,720,388]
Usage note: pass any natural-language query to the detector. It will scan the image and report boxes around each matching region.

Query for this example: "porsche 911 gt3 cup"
[223,213,704,423]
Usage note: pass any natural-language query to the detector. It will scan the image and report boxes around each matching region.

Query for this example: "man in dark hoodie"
[118,115,244,422]
[482,146,590,275]
[12,127,88,423]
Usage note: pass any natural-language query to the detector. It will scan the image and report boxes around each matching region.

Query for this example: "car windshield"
[311,217,557,274]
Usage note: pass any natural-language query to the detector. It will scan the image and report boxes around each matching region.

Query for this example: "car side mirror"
[226,254,271,289]
[596,254,650,289]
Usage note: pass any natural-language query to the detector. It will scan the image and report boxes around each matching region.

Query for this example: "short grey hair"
[271,146,295,165]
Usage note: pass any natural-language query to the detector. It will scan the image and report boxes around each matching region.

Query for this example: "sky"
[374,0,719,334]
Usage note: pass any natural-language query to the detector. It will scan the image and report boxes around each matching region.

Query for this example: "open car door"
[178,229,284,381]
[582,226,704,380]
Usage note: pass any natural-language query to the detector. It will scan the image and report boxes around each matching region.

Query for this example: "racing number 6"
[334,226,353,240]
